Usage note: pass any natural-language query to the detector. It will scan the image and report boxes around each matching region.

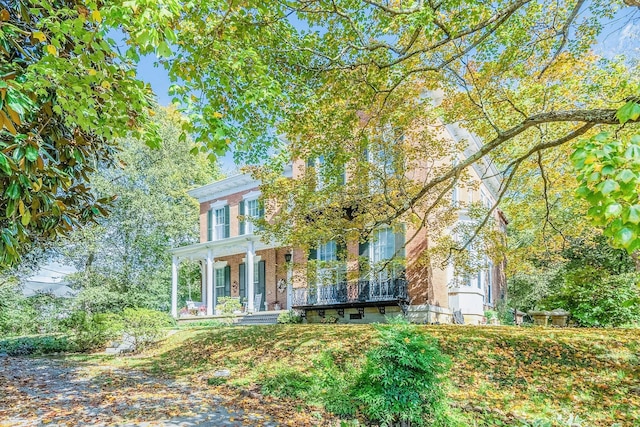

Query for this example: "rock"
[213,369,231,377]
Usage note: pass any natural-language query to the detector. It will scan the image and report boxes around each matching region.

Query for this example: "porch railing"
[292,278,408,307]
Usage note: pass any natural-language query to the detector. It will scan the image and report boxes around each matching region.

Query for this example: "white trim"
[214,260,228,268]
[242,190,261,201]
[241,255,262,263]
[209,199,228,210]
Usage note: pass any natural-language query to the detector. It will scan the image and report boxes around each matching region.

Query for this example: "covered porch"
[169,236,293,318]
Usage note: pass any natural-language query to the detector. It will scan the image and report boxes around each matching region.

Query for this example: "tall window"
[215,268,226,304]
[315,241,345,287]
[213,207,226,240]
[246,199,261,234]
[372,228,395,263]
[486,261,493,304]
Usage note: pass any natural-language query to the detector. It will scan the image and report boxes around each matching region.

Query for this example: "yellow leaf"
[45,44,57,56]
[213,112,223,119]
[32,31,46,43]
[88,68,97,76]
[21,209,31,226]
[91,10,101,22]
[18,200,25,215]
[101,80,111,89]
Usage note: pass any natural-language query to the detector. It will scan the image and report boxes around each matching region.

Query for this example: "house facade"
[170,125,507,324]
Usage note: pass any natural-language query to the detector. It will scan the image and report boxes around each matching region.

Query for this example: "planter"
[550,309,570,327]
[529,311,550,326]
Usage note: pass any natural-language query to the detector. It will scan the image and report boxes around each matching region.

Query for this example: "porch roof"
[170,235,282,260]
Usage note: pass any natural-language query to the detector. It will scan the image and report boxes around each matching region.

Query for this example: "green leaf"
[601,165,616,176]
[616,101,640,124]
[598,179,620,196]
[615,227,636,248]
[624,144,640,162]
[624,205,640,225]
[0,152,11,174]
[604,203,623,219]
[616,169,636,184]
[24,145,38,162]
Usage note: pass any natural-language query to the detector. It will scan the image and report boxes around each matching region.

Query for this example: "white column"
[286,258,293,310]
[171,256,179,318]
[246,241,255,312]
[206,249,214,316]
[200,260,206,305]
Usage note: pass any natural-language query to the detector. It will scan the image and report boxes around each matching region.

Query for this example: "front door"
[239,260,266,311]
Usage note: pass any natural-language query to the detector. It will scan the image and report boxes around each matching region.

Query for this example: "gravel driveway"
[0,356,278,426]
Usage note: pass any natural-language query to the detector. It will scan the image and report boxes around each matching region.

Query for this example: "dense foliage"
[355,319,452,426]
[507,236,640,326]
[0,0,175,268]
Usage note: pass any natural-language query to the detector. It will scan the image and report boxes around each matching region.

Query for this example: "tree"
[219,1,639,255]
[0,0,185,269]
[59,107,218,313]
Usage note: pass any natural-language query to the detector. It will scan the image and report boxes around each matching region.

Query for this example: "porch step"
[236,312,280,326]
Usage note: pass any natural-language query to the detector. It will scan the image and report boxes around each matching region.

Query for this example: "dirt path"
[0,356,279,426]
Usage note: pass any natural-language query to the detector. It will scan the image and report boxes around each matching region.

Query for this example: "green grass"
[65,324,640,426]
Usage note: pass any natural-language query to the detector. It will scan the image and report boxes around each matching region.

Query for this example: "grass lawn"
[67,324,640,426]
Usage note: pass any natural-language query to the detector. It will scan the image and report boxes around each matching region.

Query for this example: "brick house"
[170,124,507,324]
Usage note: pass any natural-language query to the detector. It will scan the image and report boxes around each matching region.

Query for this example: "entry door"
[239,261,266,311]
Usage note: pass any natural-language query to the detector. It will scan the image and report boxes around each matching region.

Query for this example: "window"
[480,190,492,209]
[215,268,226,304]
[245,199,262,234]
[213,207,227,240]
[372,228,395,263]
[318,241,337,262]
[207,204,229,241]
[486,261,493,304]
[313,241,345,290]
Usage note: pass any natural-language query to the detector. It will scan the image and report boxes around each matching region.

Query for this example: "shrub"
[0,334,73,356]
[540,270,640,327]
[277,309,303,324]
[354,317,451,426]
[63,311,123,352]
[120,308,174,351]
[215,297,242,316]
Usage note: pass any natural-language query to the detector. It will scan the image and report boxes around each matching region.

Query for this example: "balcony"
[292,278,408,310]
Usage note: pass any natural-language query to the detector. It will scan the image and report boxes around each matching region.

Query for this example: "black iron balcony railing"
[292,278,408,307]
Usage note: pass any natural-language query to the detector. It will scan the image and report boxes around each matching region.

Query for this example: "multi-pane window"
[315,241,345,288]
[318,241,337,262]
[246,199,261,234]
[372,228,395,263]
[215,268,226,304]
[213,207,226,240]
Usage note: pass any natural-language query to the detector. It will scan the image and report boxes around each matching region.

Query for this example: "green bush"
[120,308,174,351]
[0,334,73,356]
[215,297,242,316]
[354,317,452,426]
[277,309,303,324]
[540,270,640,327]
[62,311,123,352]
